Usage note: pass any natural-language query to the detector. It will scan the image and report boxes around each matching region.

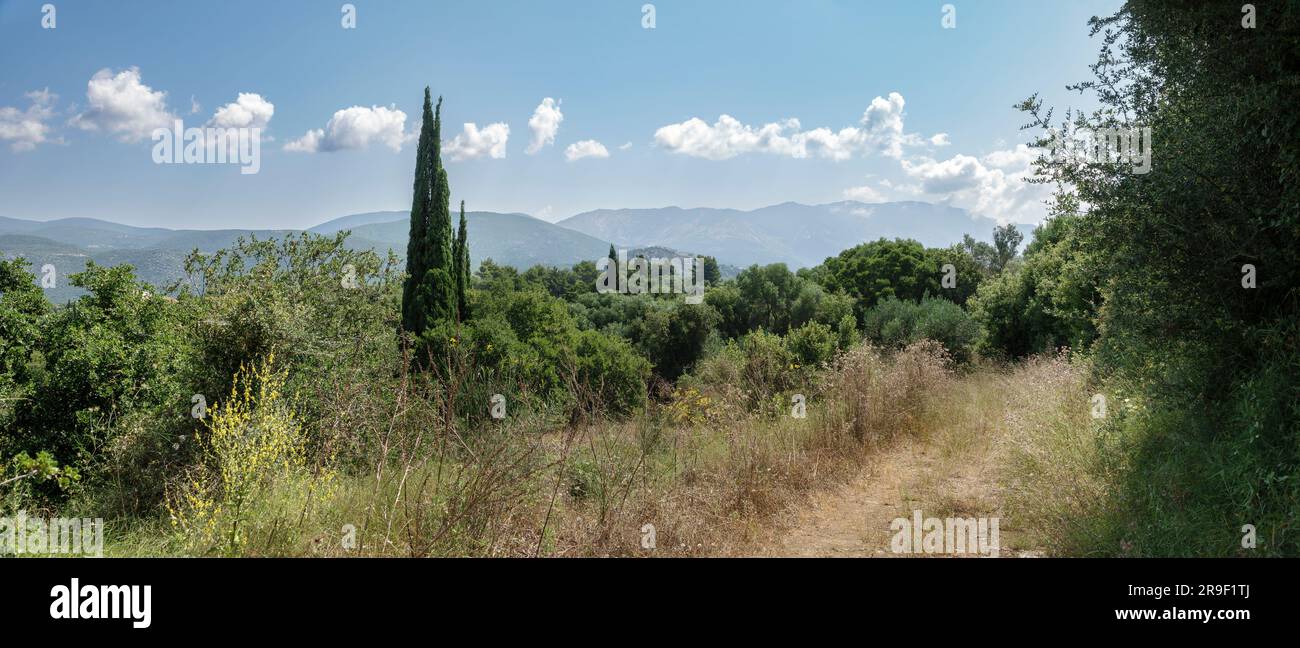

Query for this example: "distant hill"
[0,211,614,302]
[308,211,416,235]
[338,211,613,269]
[1,201,1033,303]
[556,201,1032,268]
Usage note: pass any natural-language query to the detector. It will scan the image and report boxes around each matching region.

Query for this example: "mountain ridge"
[556,200,1027,268]
[1,201,1031,302]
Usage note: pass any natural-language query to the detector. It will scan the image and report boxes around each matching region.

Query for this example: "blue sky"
[0,0,1120,229]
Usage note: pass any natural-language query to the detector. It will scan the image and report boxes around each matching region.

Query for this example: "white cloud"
[526,97,562,154]
[619,141,633,150]
[283,129,322,153]
[900,146,1053,224]
[69,67,177,142]
[209,93,274,130]
[284,104,408,153]
[564,139,609,161]
[929,133,950,146]
[858,92,920,159]
[444,122,510,161]
[981,143,1038,169]
[0,89,59,152]
[653,92,925,161]
[878,177,923,196]
[842,182,886,203]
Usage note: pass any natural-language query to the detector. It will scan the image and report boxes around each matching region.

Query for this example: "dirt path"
[768,433,1040,558]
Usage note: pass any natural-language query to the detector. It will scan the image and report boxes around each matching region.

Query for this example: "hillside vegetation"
[1,2,1295,557]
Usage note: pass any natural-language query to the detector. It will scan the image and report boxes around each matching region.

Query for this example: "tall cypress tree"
[401,91,457,336]
[401,88,436,335]
[454,200,470,321]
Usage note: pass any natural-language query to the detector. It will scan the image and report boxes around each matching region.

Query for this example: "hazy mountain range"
[557,201,1019,268]
[0,201,1029,302]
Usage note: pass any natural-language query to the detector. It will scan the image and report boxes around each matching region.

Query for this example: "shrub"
[167,355,336,556]
[786,321,836,368]
[625,300,719,380]
[466,285,650,417]
[574,329,651,415]
[968,210,1098,359]
[738,329,799,409]
[862,296,980,363]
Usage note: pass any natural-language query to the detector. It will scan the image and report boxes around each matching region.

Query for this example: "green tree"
[991,223,1024,273]
[453,200,470,320]
[813,238,938,315]
[401,89,456,337]
[1015,1,1300,554]
[968,207,1098,359]
[862,296,980,364]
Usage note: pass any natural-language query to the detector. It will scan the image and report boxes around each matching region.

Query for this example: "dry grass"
[995,353,1113,555]
[110,341,1104,558]
[287,340,959,557]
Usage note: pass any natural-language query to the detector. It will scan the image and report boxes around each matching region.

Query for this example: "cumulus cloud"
[284,105,408,153]
[209,93,274,130]
[981,143,1038,169]
[0,89,59,152]
[69,67,177,142]
[929,133,950,146]
[526,97,562,154]
[564,139,609,161]
[653,92,925,161]
[842,182,886,203]
[858,92,918,158]
[444,122,510,161]
[899,146,1053,223]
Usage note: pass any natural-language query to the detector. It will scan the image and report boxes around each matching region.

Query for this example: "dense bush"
[167,355,336,556]
[6,263,189,506]
[1010,1,1300,554]
[460,283,651,415]
[969,204,1099,359]
[0,258,50,437]
[623,300,719,381]
[785,321,837,368]
[862,296,981,364]
[707,263,854,338]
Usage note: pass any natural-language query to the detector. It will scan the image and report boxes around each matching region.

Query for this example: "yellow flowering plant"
[167,354,335,556]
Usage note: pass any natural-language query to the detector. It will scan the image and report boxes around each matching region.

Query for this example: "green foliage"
[573,329,651,415]
[2,450,81,511]
[815,238,933,309]
[167,355,335,556]
[623,300,719,381]
[707,263,849,338]
[458,284,650,415]
[9,262,187,472]
[992,223,1024,273]
[927,245,986,305]
[862,296,980,364]
[969,206,1099,359]
[834,313,859,351]
[454,200,470,320]
[1014,1,1300,554]
[0,257,50,433]
[402,90,458,337]
[178,232,400,404]
[959,234,998,274]
[786,321,837,368]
